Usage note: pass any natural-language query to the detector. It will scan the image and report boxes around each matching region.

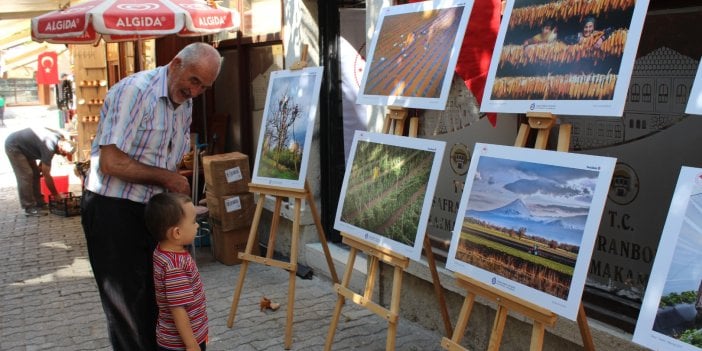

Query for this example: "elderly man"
[5,127,75,216]
[81,42,222,351]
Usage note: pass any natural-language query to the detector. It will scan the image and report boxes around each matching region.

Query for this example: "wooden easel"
[324,107,453,351]
[226,45,339,350]
[441,112,595,351]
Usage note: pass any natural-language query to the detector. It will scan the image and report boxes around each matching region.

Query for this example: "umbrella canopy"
[31,0,240,44]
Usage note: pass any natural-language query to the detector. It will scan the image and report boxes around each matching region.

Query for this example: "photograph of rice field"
[634,167,702,351]
[454,155,601,300]
[357,1,472,110]
[339,140,435,247]
[252,67,322,189]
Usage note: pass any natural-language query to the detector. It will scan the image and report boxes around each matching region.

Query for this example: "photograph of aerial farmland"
[252,67,323,189]
[445,143,616,320]
[633,167,702,351]
[335,131,445,260]
[357,0,472,110]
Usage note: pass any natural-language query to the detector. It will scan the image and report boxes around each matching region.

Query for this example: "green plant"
[679,328,702,347]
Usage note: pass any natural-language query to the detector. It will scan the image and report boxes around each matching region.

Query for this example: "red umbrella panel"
[31,0,240,44]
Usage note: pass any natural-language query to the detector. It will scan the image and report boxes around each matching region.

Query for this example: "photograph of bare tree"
[335,131,445,260]
[446,143,615,320]
[252,66,323,189]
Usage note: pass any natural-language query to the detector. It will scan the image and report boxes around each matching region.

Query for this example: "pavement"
[0,105,445,351]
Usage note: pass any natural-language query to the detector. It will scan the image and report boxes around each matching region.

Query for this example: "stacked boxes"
[203,152,258,265]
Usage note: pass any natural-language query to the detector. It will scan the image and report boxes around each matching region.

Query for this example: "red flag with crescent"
[37,51,59,85]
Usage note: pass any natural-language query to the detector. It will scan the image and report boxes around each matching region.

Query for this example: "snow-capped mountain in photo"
[466,199,587,245]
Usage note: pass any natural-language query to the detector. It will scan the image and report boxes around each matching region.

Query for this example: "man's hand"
[99,145,191,193]
[164,173,191,195]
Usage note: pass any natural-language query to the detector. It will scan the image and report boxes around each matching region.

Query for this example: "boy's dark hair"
[543,19,555,29]
[144,192,192,241]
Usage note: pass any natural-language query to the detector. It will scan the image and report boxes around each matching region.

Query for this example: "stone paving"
[0,106,445,351]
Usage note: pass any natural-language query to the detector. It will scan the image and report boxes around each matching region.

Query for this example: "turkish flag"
[409,0,501,127]
[36,51,59,85]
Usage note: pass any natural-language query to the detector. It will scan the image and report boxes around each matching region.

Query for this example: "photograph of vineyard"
[360,1,468,101]
[255,71,319,185]
[650,192,702,349]
[489,0,639,101]
[339,140,435,248]
[454,156,601,300]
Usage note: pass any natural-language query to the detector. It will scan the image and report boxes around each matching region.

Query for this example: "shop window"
[106,40,155,86]
[658,83,669,103]
[630,83,640,102]
[676,84,688,104]
[642,83,651,102]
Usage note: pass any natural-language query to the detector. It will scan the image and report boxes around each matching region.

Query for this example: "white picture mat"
[334,131,446,261]
[251,66,323,189]
[686,61,702,115]
[480,0,650,117]
[445,143,616,320]
[633,166,702,351]
[356,0,473,110]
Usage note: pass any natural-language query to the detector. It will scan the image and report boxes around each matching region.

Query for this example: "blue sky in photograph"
[663,192,702,294]
[467,156,599,217]
[266,74,318,147]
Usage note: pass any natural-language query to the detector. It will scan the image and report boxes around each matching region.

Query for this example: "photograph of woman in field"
[482,0,650,116]
[252,67,323,189]
[446,144,615,320]
[335,131,445,260]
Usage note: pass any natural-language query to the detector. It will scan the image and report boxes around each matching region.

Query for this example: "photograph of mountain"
[456,155,596,299]
[446,143,616,320]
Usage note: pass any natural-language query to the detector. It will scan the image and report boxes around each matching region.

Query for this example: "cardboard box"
[203,152,251,195]
[206,191,255,231]
[211,225,258,265]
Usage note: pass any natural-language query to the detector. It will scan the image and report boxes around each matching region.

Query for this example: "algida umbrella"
[31,0,240,44]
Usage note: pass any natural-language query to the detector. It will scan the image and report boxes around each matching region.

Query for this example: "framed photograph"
[686,61,702,115]
[633,166,702,351]
[445,143,616,320]
[481,0,650,117]
[356,0,474,110]
[251,66,323,189]
[334,131,446,261]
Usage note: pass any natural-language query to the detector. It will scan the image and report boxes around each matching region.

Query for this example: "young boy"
[145,193,208,351]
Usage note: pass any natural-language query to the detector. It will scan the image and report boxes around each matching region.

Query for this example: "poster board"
[686,61,702,115]
[445,143,616,320]
[251,66,323,189]
[481,0,650,117]
[633,166,702,351]
[356,0,473,110]
[334,131,445,261]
